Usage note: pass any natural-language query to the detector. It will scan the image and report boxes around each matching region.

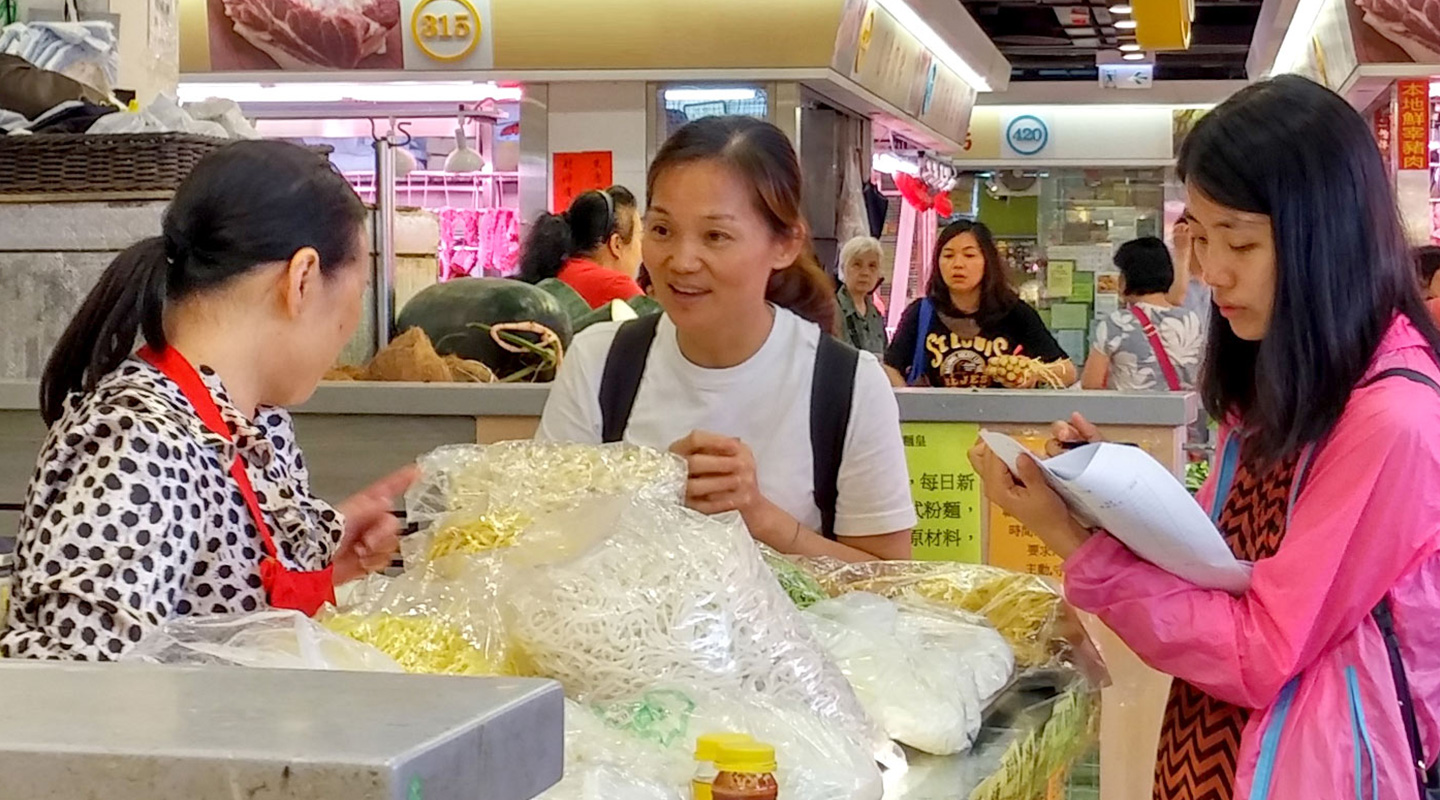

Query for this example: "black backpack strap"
[598,315,662,444]
[1362,366,1440,796]
[1362,367,1440,394]
[811,334,860,540]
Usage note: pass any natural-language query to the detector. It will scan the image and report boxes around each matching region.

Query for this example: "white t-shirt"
[537,307,917,537]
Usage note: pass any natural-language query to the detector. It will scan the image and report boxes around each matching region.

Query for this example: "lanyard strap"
[138,345,281,565]
[1129,304,1183,392]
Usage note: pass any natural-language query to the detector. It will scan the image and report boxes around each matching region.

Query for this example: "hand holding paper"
[977,431,1251,594]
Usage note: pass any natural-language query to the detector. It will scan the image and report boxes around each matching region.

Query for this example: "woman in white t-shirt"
[538,116,915,561]
[1083,236,1205,392]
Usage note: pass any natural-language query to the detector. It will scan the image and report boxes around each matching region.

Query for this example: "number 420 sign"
[405,0,491,67]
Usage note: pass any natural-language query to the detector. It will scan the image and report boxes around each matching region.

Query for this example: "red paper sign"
[1396,80,1431,173]
[552,151,614,213]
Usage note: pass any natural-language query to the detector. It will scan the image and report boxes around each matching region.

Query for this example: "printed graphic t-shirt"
[885,298,1068,388]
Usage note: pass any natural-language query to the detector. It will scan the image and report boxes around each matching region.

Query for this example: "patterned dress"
[1153,453,1300,800]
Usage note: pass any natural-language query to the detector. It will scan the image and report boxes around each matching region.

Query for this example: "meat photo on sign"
[207,0,404,70]
[1351,0,1440,63]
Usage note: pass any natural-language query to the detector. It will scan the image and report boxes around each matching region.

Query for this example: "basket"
[0,133,231,199]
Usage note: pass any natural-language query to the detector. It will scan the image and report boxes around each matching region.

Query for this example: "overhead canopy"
[179,0,1011,152]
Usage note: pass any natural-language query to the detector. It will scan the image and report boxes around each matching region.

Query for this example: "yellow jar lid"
[694,733,753,762]
[716,742,777,774]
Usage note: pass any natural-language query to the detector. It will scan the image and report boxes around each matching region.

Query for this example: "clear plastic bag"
[403,442,686,565]
[796,558,1102,677]
[122,610,401,672]
[572,684,884,800]
[322,555,514,676]
[500,494,890,763]
[803,593,1015,756]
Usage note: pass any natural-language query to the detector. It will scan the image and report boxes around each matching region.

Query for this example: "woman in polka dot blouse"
[0,141,416,661]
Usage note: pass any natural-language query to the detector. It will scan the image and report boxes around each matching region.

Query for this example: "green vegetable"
[1185,461,1210,494]
[395,278,573,380]
[763,550,827,609]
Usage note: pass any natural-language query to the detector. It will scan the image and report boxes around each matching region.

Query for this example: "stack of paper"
[980,431,1250,594]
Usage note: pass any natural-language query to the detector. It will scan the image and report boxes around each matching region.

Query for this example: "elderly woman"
[836,236,888,355]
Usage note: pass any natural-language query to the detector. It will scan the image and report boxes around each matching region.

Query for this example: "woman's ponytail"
[516,212,575,284]
[766,247,841,337]
[40,237,169,424]
[39,139,366,425]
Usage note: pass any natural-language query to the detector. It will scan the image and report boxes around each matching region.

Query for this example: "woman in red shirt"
[518,186,644,308]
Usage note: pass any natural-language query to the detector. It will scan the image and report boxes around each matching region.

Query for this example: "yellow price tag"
[410,0,481,62]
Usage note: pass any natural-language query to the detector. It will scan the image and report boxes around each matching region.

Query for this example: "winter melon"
[394,278,573,380]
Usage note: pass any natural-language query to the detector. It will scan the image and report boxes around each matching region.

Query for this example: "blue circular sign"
[1006,114,1049,156]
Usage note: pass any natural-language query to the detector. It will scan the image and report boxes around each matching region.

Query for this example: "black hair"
[1179,75,1440,464]
[926,219,1017,324]
[1417,245,1440,288]
[40,140,366,424]
[516,185,639,284]
[1114,237,1175,297]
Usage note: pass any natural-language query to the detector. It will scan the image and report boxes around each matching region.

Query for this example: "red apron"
[139,345,336,616]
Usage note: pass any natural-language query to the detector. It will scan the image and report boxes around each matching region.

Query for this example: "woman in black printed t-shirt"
[885,220,1074,389]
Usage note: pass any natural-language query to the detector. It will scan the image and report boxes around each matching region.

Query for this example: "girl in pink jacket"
[973,75,1440,800]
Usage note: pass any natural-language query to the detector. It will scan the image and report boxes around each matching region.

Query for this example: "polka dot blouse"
[0,359,344,661]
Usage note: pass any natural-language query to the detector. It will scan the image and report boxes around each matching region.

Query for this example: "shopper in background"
[884,219,1074,388]
[1168,210,1213,319]
[2,141,415,661]
[1082,237,1203,392]
[517,185,644,308]
[538,116,914,562]
[1417,245,1440,324]
[836,235,888,356]
[972,75,1440,800]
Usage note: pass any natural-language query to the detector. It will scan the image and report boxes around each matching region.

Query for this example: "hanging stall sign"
[552,151,612,214]
[179,0,493,70]
[1396,80,1431,172]
[902,422,984,563]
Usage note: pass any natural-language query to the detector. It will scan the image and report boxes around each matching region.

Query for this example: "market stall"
[1253,0,1438,243]
[0,381,1191,800]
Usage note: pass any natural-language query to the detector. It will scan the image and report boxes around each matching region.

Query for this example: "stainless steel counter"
[0,661,563,800]
[0,380,1196,425]
[0,380,1196,528]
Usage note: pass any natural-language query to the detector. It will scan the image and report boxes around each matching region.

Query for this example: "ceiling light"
[874,0,993,91]
[176,81,522,104]
[1115,19,1138,29]
[1109,4,1132,12]
[663,88,759,103]
[1119,42,1142,52]
[1122,52,1146,60]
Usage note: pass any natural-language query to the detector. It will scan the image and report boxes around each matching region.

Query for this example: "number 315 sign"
[402,0,493,68]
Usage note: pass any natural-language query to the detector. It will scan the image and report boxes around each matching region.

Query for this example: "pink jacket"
[1066,315,1440,800]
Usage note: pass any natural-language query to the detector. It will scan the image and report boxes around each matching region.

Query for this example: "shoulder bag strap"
[906,298,934,386]
[1129,304,1183,392]
[811,334,860,540]
[1357,367,1440,796]
[598,315,661,444]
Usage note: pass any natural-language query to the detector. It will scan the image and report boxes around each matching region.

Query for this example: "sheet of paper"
[1070,271,1095,303]
[980,430,1250,593]
[1049,303,1090,330]
[1056,329,1088,363]
[1094,293,1120,315]
[1047,260,1075,299]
